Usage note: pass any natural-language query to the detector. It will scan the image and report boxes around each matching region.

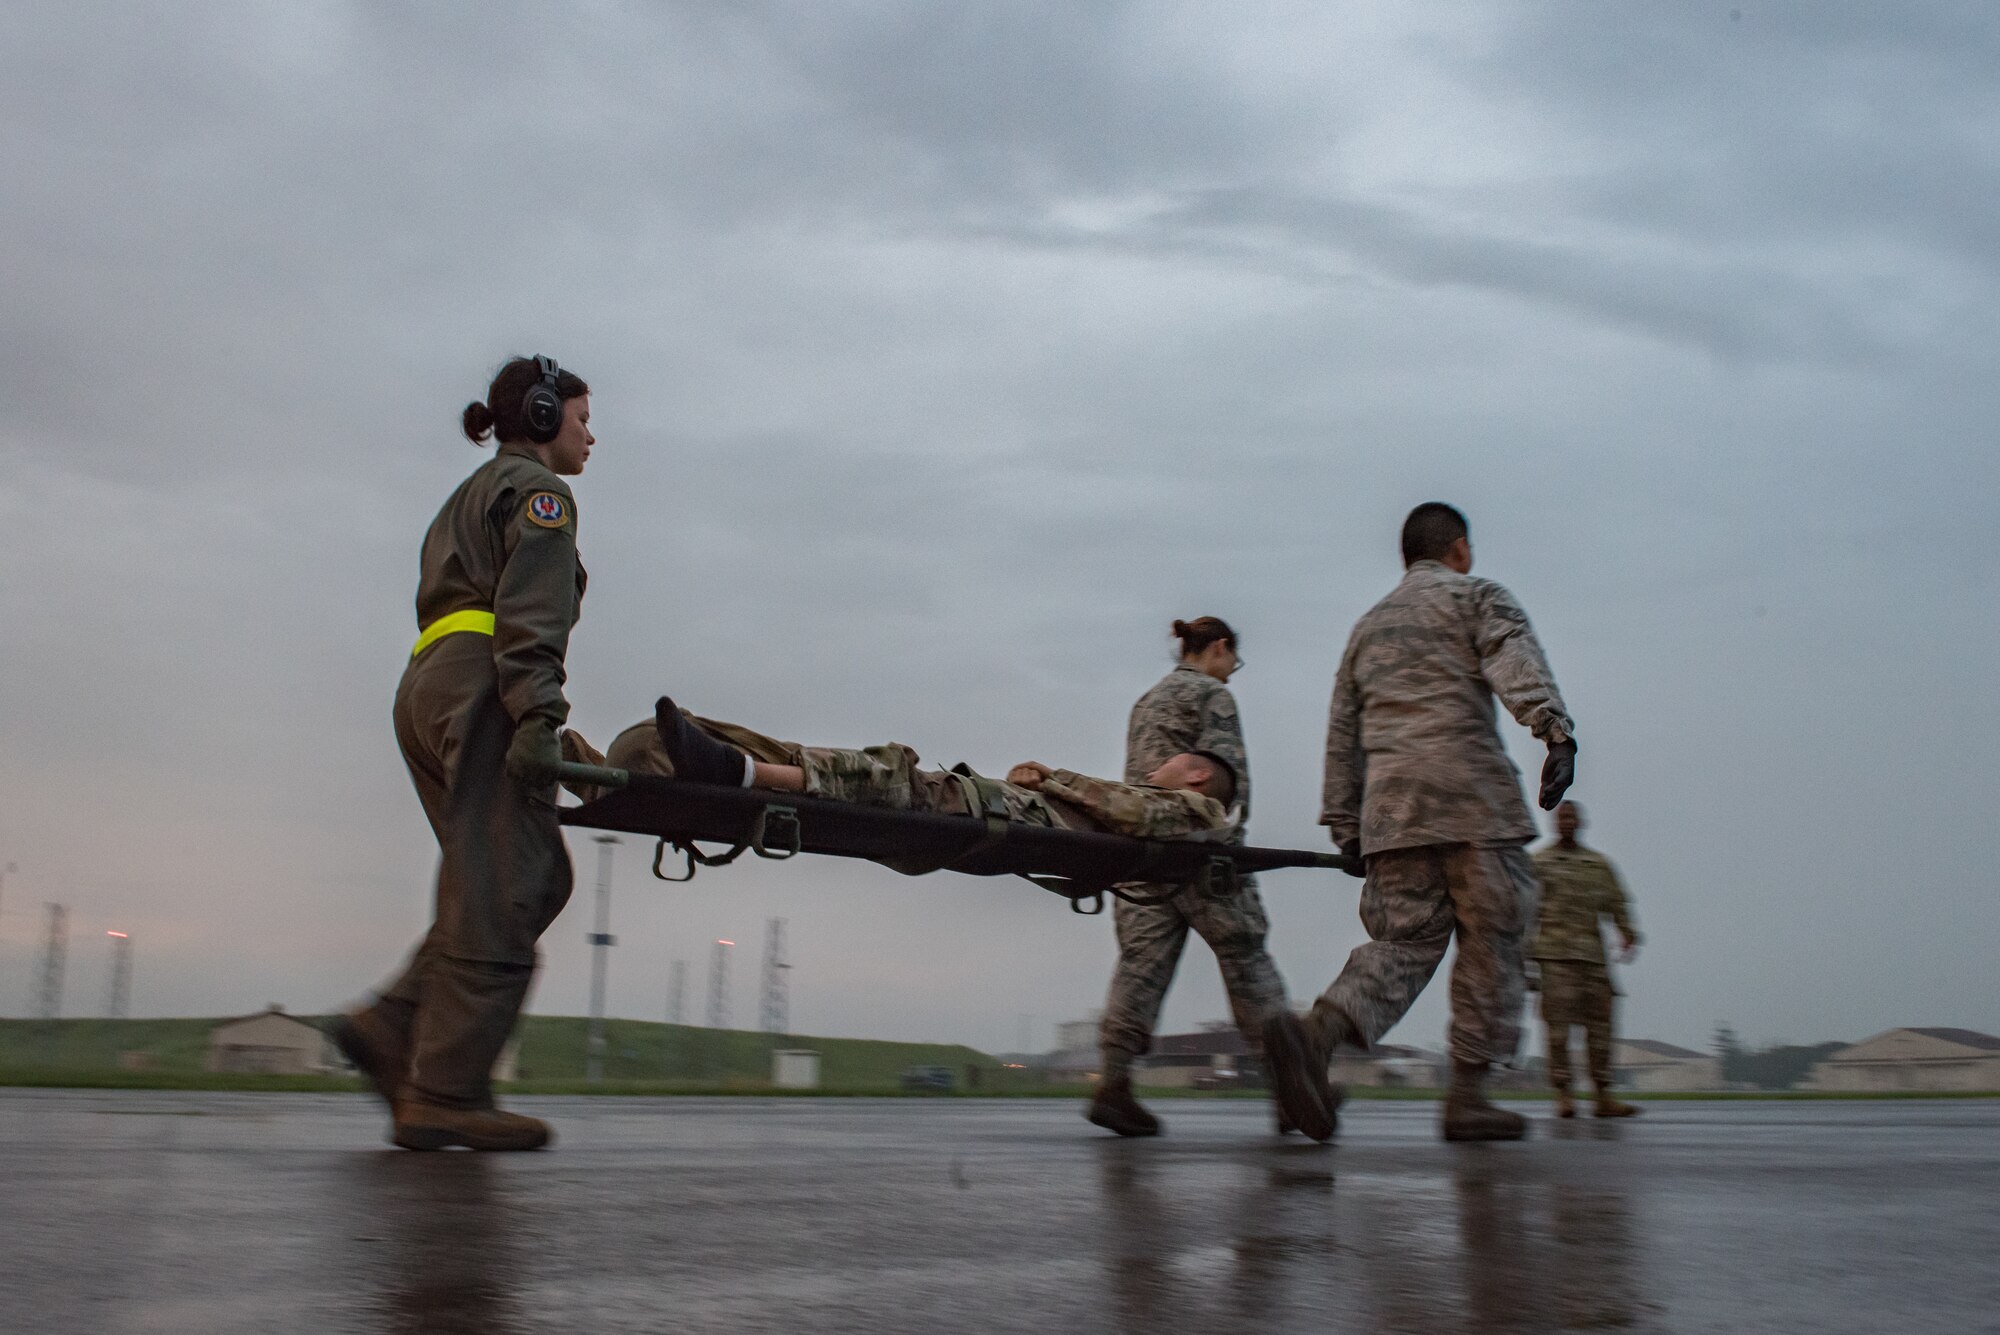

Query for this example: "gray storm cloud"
[1,2,1993,1055]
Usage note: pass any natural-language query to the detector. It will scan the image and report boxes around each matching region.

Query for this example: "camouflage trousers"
[1538,960,1616,1091]
[1309,842,1538,1069]
[603,717,1045,822]
[1098,880,1288,1079]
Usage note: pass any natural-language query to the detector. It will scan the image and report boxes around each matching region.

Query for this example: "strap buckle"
[751,805,801,860]
[1198,855,1239,899]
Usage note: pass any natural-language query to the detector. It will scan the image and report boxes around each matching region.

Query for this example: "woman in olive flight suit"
[336,355,592,1151]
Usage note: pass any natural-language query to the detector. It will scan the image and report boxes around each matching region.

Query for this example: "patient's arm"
[1006,762,1053,790]
[1039,770,1225,840]
[753,762,806,792]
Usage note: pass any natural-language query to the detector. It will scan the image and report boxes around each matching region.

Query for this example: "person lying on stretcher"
[561,697,1238,841]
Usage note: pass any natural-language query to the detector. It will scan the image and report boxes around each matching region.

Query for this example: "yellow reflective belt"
[411,609,496,658]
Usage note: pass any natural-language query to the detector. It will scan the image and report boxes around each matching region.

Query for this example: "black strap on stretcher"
[555,762,1356,915]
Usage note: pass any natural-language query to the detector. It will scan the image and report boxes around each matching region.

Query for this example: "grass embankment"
[4,1019,1992,1098]
[0,1015,1024,1095]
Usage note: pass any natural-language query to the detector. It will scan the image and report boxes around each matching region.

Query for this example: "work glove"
[1538,738,1577,810]
[506,713,563,786]
[1338,836,1365,879]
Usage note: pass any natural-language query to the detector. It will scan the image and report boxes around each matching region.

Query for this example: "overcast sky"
[3,2,1994,1058]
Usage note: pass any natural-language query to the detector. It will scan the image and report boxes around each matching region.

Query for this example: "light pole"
[105,932,132,1018]
[585,834,619,1083]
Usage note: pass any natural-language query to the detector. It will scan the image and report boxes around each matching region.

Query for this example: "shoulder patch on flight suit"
[525,492,570,529]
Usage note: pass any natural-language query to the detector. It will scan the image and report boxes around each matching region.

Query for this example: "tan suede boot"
[1553,1089,1576,1119]
[1441,1062,1528,1142]
[332,1009,409,1114]
[393,1100,553,1152]
[1593,1094,1642,1118]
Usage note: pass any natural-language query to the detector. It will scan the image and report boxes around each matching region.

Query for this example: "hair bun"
[1171,619,1189,637]
[462,400,495,444]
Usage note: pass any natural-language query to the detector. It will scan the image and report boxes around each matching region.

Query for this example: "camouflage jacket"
[1323,560,1573,855]
[1530,842,1637,964]
[1126,666,1250,820]
[1042,770,1230,840]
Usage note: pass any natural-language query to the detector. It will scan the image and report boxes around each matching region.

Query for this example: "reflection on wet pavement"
[3,1091,1992,1333]
[335,1153,529,1335]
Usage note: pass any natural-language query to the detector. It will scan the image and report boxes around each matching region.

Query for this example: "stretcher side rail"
[555,762,1355,911]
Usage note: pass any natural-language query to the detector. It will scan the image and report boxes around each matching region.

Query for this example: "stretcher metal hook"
[652,838,697,883]
[751,805,801,860]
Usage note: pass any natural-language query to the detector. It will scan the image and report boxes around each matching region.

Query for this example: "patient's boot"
[655,697,749,786]
[1086,1075,1161,1138]
[559,729,608,802]
[1441,1062,1528,1142]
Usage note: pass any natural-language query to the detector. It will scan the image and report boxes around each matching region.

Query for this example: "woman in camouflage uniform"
[1088,617,1292,1137]
[335,355,593,1152]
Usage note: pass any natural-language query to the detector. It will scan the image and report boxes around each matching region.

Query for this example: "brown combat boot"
[332,1010,409,1113]
[1261,1012,1337,1142]
[1086,1075,1161,1137]
[392,1100,553,1152]
[1593,1094,1642,1118]
[1441,1062,1528,1142]
[1553,1089,1577,1119]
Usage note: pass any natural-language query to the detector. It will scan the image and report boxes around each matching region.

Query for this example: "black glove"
[1538,737,1577,810]
[1338,837,1364,879]
[506,713,563,786]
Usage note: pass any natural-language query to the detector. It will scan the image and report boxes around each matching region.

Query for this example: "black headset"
[521,354,566,444]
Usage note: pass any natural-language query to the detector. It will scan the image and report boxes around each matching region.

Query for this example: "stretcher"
[555,761,1356,913]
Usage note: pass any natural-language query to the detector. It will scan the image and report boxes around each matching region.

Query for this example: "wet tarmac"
[2,1091,1993,1334]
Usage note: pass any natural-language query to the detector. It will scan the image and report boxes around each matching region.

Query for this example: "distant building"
[206,1006,336,1075]
[1140,1024,1256,1088]
[1612,1039,1722,1091]
[1043,1015,1103,1085]
[1052,1018,1099,1054]
[772,1049,821,1089]
[1801,1028,2000,1093]
[1330,1044,1449,1089]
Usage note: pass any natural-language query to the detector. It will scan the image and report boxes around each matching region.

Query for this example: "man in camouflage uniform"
[1094,649,1290,1138]
[573,702,1235,841]
[1532,800,1641,1119]
[1264,503,1578,1143]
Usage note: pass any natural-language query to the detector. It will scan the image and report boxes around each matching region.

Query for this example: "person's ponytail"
[1172,615,1237,658]
[462,400,497,444]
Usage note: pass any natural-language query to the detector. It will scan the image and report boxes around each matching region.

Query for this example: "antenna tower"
[34,904,67,1022]
[667,959,688,1025]
[759,917,790,1035]
[706,939,732,1030]
[105,932,133,1018]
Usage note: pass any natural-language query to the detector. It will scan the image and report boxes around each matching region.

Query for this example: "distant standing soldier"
[1089,617,1291,1138]
[1265,504,1577,1142]
[1533,800,1641,1119]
